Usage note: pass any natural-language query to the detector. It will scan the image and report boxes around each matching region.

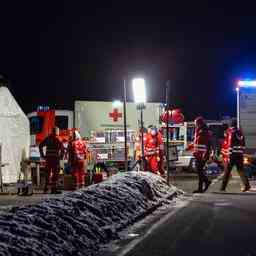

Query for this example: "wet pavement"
[110,172,256,256]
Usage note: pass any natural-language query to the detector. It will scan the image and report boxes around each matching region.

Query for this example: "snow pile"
[0,172,182,256]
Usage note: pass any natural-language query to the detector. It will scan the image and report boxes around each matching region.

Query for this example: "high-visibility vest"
[145,133,163,157]
[70,139,87,162]
[193,126,211,161]
[228,127,245,157]
[221,132,230,163]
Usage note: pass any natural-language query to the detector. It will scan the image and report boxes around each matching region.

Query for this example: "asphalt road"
[2,172,256,256]
[118,174,256,256]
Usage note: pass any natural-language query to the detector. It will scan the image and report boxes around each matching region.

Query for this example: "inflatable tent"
[0,86,30,183]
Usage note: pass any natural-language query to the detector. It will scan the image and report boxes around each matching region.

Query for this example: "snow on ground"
[0,171,183,256]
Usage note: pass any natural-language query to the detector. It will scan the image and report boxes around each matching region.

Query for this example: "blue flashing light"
[37,106,50,112]
[238,80,256,87]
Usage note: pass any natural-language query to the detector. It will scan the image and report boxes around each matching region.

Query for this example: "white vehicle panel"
[75,101,162,137]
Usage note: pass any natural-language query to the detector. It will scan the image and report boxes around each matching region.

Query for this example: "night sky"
[0,2,256,120]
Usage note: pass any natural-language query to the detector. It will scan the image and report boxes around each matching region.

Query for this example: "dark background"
[0,1,256,120]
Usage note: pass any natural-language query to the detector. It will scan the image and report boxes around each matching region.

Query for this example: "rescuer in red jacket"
[193,117,212,193]
[220,120,250,192]
[157,128,165,176]
[220,123,230,165]
[39,127,64,194]
[145,126,164,175]
[69,130,87,189]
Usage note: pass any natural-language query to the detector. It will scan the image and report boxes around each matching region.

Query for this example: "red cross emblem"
[109,108,122,122]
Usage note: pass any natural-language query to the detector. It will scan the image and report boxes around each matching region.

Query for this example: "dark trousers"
[45,157,59,190]
[196,159,209,191]
[221,158,249,190]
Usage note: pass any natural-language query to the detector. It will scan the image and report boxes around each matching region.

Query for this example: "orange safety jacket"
[145,133,164,158]
[69,139,87,164]
[193,125,212,161]
[222,127,245,162]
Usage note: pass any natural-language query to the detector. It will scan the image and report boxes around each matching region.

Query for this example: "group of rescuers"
[39,116,250,194]
[135,116,250,193]
[39,129,86,194]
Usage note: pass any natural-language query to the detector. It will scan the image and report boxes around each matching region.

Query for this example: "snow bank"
[0,172,182,256]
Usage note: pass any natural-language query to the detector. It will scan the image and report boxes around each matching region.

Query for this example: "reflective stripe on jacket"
[221,127,245,162]
[193,125,212,161]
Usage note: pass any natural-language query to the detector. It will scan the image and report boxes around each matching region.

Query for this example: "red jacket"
[193,125,212,161]
[221,131,229,163]
[222,127,245,162]
[69,139,87,164]
[145,132,164,157]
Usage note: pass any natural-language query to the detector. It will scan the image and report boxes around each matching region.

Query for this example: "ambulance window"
[55,116,69,130]
[29,116,44,134]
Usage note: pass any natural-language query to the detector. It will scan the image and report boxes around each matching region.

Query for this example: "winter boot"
[238,170,250,192]
[221,176,229,192]
[241,184,251,192]
[203,180,212,192]
[194,177,204,193]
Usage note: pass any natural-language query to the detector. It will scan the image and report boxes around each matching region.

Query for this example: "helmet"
[194,116,205,128]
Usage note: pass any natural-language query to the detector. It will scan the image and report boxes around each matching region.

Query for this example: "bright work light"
[132,78,146,104]
[112,100,122,108]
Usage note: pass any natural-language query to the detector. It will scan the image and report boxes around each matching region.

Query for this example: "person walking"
[193,116,212,193]
[220,120,250,192]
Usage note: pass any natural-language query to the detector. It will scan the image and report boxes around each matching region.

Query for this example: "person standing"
[157,128,165,176]
[134,128,147,171]
[69,130,87,189]
[220,123,230,166]
[39,127,63,194]
[145,126,163,175]
[221,120,250,192]
[193,117,212,193]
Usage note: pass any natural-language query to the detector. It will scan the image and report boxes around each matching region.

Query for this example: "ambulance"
[28,102,162,171]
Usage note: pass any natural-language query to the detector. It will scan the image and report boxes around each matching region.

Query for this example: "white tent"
[0,86,30,183]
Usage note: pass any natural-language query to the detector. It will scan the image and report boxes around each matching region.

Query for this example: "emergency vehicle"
[236,80,256,176]
[237,80,256,154]
[28,104,228,173]
[28,107,74,146]
[161,120,228,171]
[28,102,162,171]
